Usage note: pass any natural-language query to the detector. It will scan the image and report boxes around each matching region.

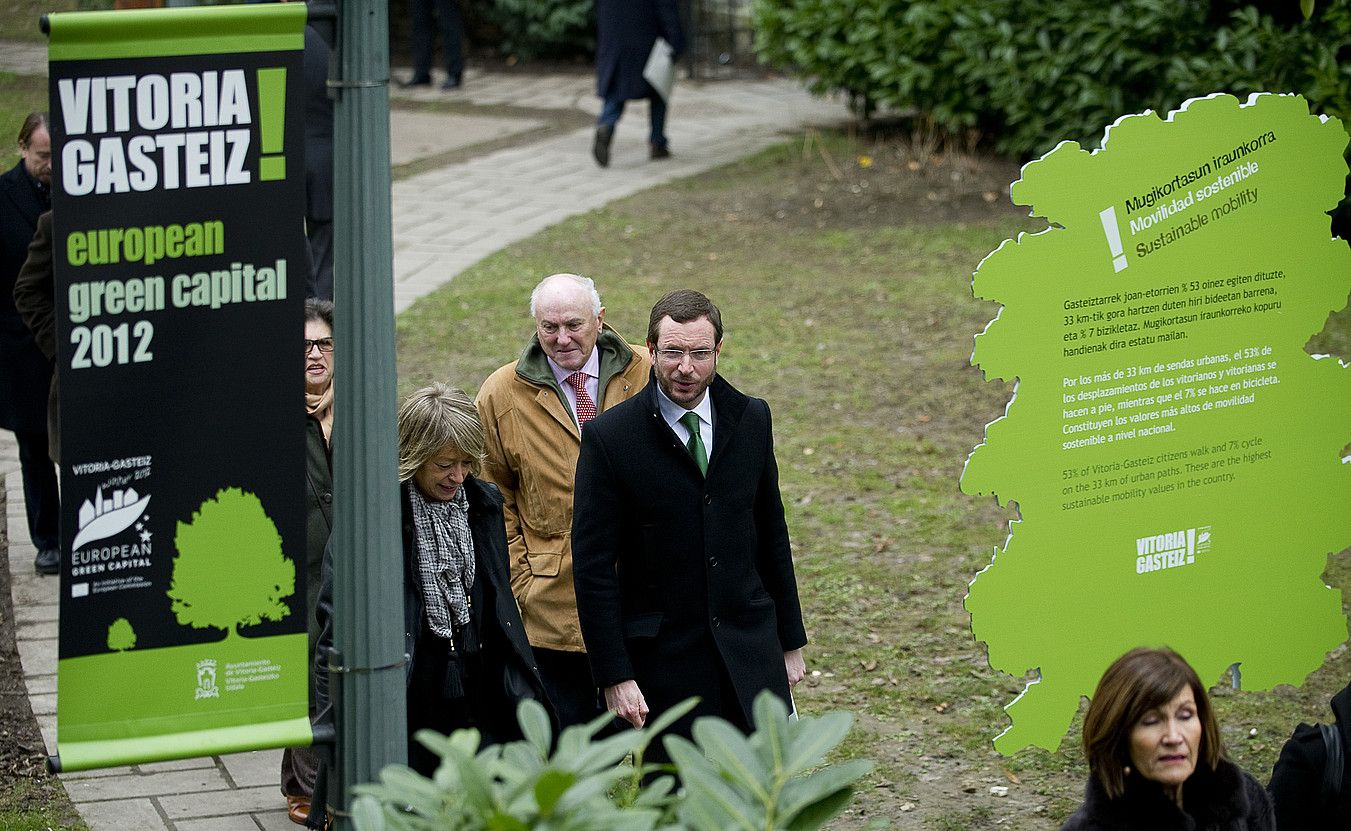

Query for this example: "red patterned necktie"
[566,371,597,425]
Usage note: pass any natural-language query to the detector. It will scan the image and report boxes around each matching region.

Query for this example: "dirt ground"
[0,521,82,826]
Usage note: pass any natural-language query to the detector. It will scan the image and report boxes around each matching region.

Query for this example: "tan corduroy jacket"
[475,326,649,652]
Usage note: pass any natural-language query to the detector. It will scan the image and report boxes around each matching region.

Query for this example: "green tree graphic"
[961,94,1350,752]
[106,617,136,652]
[168,487,294,636]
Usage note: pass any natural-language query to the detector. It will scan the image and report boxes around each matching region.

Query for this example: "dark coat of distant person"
[572,373,806,737]
[1268,681,1351,829]
[594,0,686,103]
[0,161,52,434]
[11,210,58,461]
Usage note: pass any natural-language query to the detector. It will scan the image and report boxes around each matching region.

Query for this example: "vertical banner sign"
[46,4,310,771]
[960,93,1351,753]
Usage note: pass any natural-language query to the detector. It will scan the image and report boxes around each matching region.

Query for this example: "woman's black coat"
[313,477,552,736]
[1061,759,1275,831]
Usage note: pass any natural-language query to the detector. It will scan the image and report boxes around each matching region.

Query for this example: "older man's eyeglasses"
[304,337,334,354]
[655,349,716,365]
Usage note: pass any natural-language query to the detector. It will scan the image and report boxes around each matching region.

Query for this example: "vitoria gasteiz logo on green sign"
[46,3,311,772]
[961,93,1351,753]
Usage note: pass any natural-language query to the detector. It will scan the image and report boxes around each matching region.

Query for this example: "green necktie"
[680,411,708,475]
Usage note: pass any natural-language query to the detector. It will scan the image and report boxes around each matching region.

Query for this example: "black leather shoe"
[399,75,432,88]
[441,75,462,90]
[593,125,614,168]
[650,143,671,160]
[34,548,59,575]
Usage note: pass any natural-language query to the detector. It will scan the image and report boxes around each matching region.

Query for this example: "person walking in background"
[402,0,464,90]
[1,113,59,576]
[280,298,335,826]
[592,0,686,168]
[1061,646,1274,830]
[475,273,648,729]
[302,24,334,299]
[572,289,806,751]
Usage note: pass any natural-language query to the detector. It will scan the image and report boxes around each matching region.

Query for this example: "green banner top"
[46,3,306,62]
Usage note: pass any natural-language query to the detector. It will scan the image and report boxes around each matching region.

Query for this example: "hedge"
[752,0,1351,158]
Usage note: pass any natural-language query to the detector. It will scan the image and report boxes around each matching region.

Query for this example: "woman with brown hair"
[280,298,335,825]
[1061,646,1274,830]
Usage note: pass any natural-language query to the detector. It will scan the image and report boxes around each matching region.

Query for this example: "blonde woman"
[314,384,551,774]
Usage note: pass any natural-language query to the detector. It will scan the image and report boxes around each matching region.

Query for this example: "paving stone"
[158,784,282,819]
[17,638,56,676]
[13,602,58,623]
[30,691,55,715]
[137,756,219,773]
[78,798,169,831]
[24,672,56,694]
[60,765,134,781]
[66,768,232,801]
[177,816,273,831]
[219,748,284,788]
[16,618,57,639]
[255,810,304,831]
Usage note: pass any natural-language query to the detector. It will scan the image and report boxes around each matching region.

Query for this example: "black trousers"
[409,0,463,80]
[14,428,59,551]
[533,647,604,730]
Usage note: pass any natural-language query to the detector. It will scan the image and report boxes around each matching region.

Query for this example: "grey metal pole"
[330,0,406,824]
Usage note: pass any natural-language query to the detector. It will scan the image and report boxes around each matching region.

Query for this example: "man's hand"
[784,648,806,687]
[604,680,649,728]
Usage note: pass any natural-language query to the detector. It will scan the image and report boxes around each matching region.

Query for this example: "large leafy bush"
[753,0,1351,157]
[350,692,872,831]
[481,0,594,61]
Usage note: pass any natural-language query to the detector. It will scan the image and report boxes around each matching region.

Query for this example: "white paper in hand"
[643,37,675,102]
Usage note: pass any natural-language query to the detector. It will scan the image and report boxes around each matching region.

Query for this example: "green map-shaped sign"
[961,93,1351,753]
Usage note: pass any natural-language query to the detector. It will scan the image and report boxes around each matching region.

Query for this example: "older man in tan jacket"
[475,273,649,727]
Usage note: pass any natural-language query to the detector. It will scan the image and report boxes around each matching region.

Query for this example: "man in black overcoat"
[572,289,807,749]
[1,113,59,575]
[592,0,686,167]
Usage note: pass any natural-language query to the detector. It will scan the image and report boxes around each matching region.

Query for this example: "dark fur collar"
[1068,759,1258,830]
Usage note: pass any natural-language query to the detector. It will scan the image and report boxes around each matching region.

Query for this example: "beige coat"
[475,326,649,652]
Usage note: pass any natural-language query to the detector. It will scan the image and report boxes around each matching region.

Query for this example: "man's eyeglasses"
[304,338,334,354]
[655,349,716,365]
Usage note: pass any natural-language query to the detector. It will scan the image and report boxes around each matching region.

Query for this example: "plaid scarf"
[407,481,476,639]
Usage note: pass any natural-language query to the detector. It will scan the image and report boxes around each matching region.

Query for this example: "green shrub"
[753,0,1351,225]
[753,0,1350,156]
[482,0,594,61]
[349,692,872,831]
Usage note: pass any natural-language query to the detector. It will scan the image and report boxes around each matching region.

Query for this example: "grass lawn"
[397,129,1351,828]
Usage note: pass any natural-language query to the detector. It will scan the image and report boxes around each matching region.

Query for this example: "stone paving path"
[1,41,847,830]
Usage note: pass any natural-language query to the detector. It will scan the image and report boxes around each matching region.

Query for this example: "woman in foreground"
[315,384,550,775]
[1061,646,1274,830]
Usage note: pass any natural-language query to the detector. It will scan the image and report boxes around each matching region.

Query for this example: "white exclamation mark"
[1099,206,1128,272]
